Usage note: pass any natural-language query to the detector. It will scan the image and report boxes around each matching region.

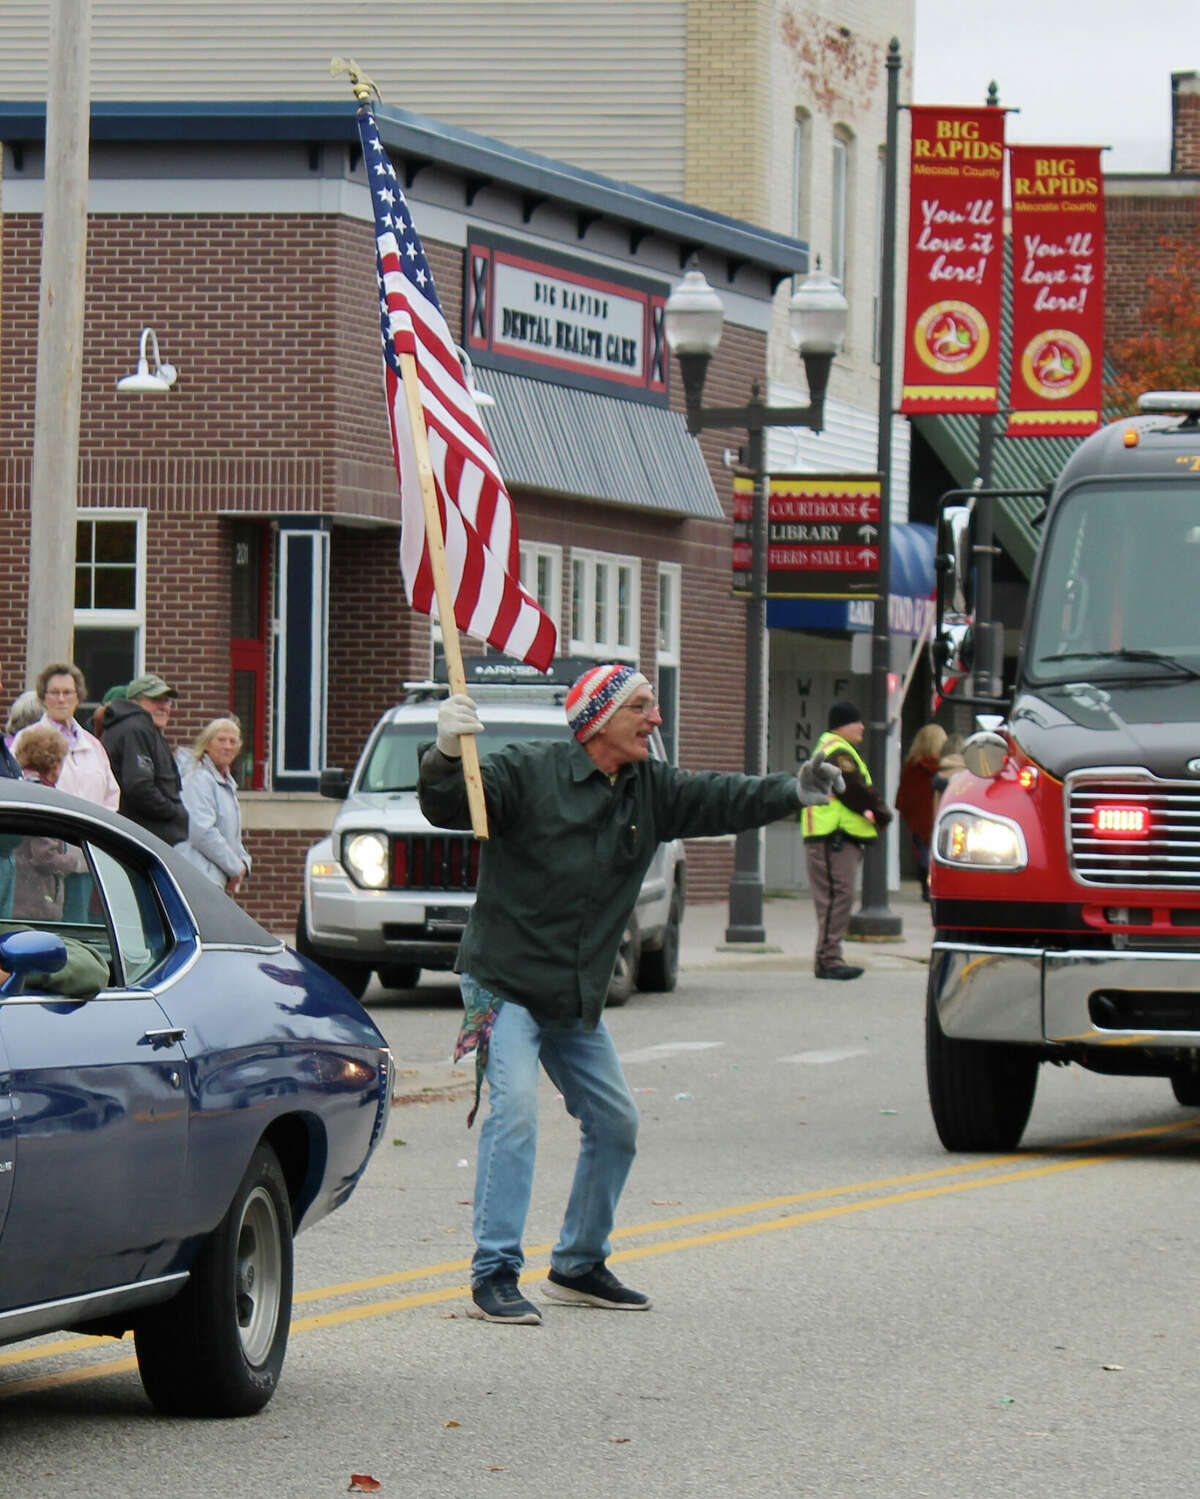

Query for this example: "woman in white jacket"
[178,718,251,895]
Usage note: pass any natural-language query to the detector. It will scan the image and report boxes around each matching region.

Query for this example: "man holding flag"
[420,666,844,1324]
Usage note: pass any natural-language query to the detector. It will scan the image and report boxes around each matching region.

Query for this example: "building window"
[656,563,681,763]
[519,542,562,643]
[73,509,146,709]
[569,549,640,660]
[831,129,852,291]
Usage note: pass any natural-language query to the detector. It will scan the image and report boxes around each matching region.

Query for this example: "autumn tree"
[1105,237,1200,414]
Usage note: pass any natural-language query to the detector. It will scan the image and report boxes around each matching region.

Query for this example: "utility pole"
[26,0,91,683]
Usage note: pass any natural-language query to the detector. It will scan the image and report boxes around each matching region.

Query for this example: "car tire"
[637,885,682,993]
[605,913,641,1008]
[925,976,1038,1151]
[295,904,372,1000]
[1171,1071,1200,1107]
[134,1142,294,1418]
[378,964,421,991]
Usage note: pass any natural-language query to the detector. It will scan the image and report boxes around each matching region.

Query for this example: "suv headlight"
[341,831,390,889]
[934,807,1027,870]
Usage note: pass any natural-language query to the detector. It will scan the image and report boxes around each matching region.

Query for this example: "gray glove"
[796,748,845,806]
[436,693,484,757]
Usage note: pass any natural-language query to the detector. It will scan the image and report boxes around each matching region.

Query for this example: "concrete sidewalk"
[679,880,933,975]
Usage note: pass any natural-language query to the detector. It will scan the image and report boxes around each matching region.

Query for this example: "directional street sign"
[732,474,883,599]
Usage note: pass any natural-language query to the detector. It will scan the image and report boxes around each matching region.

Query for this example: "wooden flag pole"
[397,351,489,840]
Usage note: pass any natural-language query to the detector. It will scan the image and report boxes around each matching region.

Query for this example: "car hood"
[1010,679,1200,780]
[333,789,437,834]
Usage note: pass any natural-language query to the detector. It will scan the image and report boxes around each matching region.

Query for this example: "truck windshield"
[357,721,567,792]
[1025,481,1200,684]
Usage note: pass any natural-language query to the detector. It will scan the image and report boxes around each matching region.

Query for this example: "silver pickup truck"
[296,679,686,1002]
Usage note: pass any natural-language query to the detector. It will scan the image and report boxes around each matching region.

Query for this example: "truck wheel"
[378,964,421,991]
[926,978,1038,1151]
[605,913,641,1008]
[1170,1071,1200,1107]
[637,886,682,993]
[134,1143,293,1417]
[295,905,372,1001]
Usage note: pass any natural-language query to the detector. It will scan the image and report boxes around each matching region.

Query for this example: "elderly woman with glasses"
[34,662,120,811]
[178,717,251,896]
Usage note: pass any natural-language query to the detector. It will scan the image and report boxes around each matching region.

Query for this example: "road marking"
[778,1047,869,1064]
[5,1116,1197,1397]
[618,1040,723,1063]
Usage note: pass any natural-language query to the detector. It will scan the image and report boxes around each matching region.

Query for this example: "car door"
[0,821,190,1311]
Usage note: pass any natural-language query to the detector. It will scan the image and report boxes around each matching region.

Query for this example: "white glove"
[436,694,484,758]
[796,748,845,807]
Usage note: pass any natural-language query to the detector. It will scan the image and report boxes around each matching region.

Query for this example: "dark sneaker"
[542,1261,651,1310]
[467,1273,542,1324]
[816,963,864,980]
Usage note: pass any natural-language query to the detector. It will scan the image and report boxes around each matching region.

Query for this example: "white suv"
[297,677,686,1002]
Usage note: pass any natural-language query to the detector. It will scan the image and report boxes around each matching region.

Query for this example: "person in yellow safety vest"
[802,700,894,980]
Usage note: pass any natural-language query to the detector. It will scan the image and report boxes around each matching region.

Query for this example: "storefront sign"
[733,474,882,599]
[464,230,668,404]
[900,106,1006,415]
[1005,145,1105,437]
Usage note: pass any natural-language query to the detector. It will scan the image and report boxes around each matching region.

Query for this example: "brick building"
[0,100,809,928]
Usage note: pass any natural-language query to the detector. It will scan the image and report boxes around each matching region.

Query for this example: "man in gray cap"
[99,673,188,845]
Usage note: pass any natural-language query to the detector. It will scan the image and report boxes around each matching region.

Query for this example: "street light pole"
[666,264,847,943]
[848,36,903,940]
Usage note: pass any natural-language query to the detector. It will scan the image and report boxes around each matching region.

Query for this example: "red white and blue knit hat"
[565,664,650,742]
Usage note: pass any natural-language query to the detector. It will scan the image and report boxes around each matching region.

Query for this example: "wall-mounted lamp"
[116,327,178,394]
[456,345,496,409]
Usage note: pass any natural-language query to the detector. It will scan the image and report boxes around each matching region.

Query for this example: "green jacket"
[0,922,110,999]
[419,740,799,1028]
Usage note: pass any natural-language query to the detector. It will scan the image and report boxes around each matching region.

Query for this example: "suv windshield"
[1025,482,1200,683]
[358,720,568,792]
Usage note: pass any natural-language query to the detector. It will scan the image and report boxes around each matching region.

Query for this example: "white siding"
[0,0,688,195]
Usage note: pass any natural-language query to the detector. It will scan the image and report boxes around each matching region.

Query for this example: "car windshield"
[358,720,568,792]
[1024,481,1200,684]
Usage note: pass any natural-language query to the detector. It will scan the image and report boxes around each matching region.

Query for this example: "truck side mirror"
[962,731,1007,779]
[319,768,351,800]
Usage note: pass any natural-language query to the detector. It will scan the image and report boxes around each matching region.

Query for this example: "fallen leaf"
[609,1437,631,1444]
[445,1420,461,1428]
[392,1139,407,1147]
[348,1477,382,1493]
[483,1466,508,1471]
[1102,1364,1123,1371]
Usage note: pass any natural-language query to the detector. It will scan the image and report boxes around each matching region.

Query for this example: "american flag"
[356,105,557,671]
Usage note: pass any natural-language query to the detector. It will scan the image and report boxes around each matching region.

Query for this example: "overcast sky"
[913,0,1199,173]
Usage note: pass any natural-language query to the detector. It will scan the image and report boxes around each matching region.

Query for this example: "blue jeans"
[462,975,639,1286]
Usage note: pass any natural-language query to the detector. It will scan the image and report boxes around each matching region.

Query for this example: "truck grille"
[390,834,479,891]
[1068,773,1200,887]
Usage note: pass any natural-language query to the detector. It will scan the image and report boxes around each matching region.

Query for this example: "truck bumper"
[932,942,1200,1047]
[306,878,468,969]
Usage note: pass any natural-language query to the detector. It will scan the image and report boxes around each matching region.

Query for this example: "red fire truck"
[927,392,1200,1149]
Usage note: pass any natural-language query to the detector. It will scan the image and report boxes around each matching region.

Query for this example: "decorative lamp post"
[665,261,847,942]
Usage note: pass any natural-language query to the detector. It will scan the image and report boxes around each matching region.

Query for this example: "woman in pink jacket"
[34,662,120,924]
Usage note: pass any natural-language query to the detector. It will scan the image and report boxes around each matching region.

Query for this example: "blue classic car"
[0,778,391,1417]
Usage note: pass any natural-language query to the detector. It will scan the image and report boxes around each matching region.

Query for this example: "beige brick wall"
[684,0,772,224]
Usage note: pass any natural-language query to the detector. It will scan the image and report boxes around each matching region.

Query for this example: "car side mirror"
[319,769,351,801]
[0,929,68,997]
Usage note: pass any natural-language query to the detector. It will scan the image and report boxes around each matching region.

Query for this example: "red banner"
[901,106,1005,415]
[1006,145,1105,437]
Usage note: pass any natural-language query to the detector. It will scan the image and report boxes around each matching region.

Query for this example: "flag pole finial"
[330,56,380,106]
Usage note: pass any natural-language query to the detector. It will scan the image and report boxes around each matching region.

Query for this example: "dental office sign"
[1006,146,1105,437]
[464,229,668,403]
[900,106,1006,415]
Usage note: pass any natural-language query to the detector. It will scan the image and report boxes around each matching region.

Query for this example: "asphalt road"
[4,958,1200,1498]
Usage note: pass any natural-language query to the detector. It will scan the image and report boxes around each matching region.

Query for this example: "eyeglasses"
[44,689,79,700]
[621,697,658,717]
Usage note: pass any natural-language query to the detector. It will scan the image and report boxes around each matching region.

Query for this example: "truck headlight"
[934,808,1027,870]
[342,832,389,889]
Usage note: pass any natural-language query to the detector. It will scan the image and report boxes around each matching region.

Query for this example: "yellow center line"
[6,1115,1198,1397]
